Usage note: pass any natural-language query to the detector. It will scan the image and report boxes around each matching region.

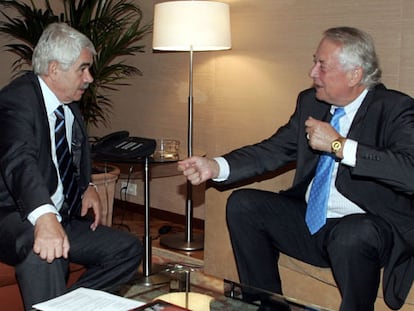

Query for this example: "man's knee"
[119,232,142,260]
[328,215,392,259]
[226,189,257,221]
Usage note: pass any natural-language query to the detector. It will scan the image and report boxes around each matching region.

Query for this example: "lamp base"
[160,232,204,251]
[136,273,171,287]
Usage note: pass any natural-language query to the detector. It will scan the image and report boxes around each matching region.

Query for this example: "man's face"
[52,48,94,103]
[309,38,355,106]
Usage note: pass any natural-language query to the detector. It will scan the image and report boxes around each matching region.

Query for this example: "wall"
[1,0,414,303]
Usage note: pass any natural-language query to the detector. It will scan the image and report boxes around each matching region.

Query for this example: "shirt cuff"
[27,204,62,225]
[212,156,230,181]
[341,139,357,167]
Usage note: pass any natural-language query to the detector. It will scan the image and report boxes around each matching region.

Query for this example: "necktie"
[54,106,81,217]
[306,107,345,234]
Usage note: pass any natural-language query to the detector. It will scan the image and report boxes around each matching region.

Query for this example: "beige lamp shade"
[153,1,231,51]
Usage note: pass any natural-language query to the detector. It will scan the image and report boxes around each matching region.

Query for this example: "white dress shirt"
[214,89,369,218]
[27,76,75,225]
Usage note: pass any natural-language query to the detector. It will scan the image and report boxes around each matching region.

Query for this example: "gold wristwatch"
[331,137,344,156]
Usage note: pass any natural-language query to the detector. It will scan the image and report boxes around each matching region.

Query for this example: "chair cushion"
[0,262,85,287]
[0,263,16,287]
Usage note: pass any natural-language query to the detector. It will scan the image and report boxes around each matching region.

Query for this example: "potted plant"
[0,0,152,225]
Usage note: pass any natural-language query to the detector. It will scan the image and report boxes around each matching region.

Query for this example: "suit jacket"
[0,72,91,220]
[221,84,414,309]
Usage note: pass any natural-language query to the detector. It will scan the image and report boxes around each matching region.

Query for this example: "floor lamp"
[153,1,231,251]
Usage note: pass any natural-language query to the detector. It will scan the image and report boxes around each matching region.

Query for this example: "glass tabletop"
[113,264,333,311]
[223,279,333,311]
[117,278,258,310]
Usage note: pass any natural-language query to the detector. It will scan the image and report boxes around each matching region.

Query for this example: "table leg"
[138,156,169,286]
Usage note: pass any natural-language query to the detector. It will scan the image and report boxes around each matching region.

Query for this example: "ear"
[47,61,60,80]
[348,67,363,87]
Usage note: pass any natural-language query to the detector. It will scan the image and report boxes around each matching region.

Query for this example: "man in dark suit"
[178,27,414,310]
[0,23,142,310]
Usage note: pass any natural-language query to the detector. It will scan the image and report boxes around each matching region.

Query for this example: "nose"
[84,69,94,83]
[309,63,319,79]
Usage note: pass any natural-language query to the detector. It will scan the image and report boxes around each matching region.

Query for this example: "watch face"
[332,140,341,152]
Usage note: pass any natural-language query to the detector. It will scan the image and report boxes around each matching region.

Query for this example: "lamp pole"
[186,47,194,242]
[154,0,231,251]
[161,47,204,251]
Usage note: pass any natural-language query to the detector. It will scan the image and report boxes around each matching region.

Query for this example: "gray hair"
[32,23,96,75]
[323,27,382,89]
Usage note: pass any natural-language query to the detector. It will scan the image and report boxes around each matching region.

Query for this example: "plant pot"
[91,163,120,226]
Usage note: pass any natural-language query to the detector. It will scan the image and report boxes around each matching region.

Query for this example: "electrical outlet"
[120,182,137,196]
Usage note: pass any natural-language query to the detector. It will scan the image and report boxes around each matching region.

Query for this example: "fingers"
[62,236,70,259]
[90,217,99,231]
[183,165,204,185]
[305,117,340,153]
[34,235,69,263]
[84,202,99,231]
[92,202,101,229]
[177,157,198,172]
[178,157,200,177]
[33,213,69,263]
[178,156,210,185]
[81,186,101,231]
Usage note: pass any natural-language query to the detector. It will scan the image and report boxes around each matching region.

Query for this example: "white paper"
[32,287,145,311]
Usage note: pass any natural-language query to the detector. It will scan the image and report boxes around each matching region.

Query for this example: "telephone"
[92,131,156,162]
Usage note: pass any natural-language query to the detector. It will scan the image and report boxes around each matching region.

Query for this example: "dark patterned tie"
[306,107,346,234]
[54,106,81,217]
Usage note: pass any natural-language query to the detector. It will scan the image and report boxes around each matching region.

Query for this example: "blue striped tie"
[306,107,345,234]
[54,106,81,218]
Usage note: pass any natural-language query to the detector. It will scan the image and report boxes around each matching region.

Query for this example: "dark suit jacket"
[221,84,414,309]
[0,72,91,220]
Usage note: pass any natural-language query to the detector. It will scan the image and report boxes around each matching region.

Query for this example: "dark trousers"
[226,189,393,311]
[0,213,142,311]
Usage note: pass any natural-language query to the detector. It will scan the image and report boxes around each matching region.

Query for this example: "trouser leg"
[226,189,324,296]
[15,252,69,310]
[326,214,392,311]
[226,189,282,295]
[66,218,142,291]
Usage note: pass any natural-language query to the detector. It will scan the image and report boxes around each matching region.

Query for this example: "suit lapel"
[68,103,90,189]
[347,88,375,141]
[29,73,59,193]
[299,99,332,182]
[336,87,377,181]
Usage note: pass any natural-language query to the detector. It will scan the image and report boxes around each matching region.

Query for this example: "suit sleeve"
[0,75,56,218]
[351,93,414,194]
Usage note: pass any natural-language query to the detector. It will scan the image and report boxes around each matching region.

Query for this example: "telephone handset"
[92,131,156,162]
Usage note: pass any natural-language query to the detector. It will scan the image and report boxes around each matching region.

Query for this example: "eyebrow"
[313,55,324,62]
[78,62,92,69]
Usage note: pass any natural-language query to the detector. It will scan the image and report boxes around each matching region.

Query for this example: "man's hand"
[305,116,340,152]
[81,184,101,231]
[33,213,69,263]
[178,156,219,185]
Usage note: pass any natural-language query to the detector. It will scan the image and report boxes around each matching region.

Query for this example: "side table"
[98,157,184,285]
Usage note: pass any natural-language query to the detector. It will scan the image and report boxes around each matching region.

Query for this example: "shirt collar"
[37,76,63,116]
[330,88,368,118]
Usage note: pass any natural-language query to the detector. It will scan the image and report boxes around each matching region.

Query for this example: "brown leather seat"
[0,262,85,311]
